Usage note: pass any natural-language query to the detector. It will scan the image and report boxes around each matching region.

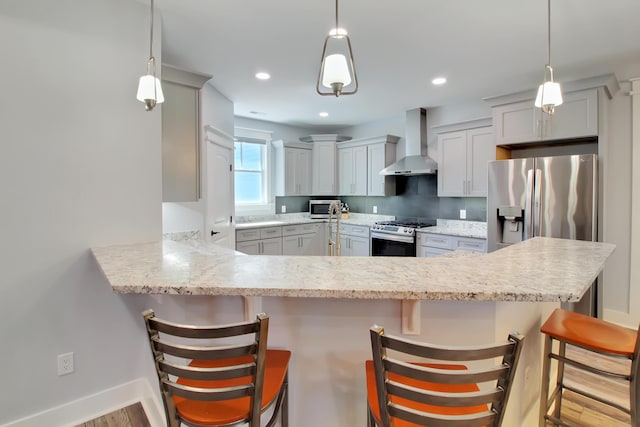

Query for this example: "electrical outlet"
[281,205,286,213]
[373,206,378,214]
[57,352,74,376]
[459,209,467,220]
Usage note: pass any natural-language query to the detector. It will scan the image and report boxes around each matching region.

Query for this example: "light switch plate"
[281,205,286,213]
[459,209,467,219]
[372,206,378,214]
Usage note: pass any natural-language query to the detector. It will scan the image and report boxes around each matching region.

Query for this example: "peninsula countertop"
[91,237,614,302]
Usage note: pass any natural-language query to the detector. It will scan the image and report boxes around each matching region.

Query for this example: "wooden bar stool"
[539,308,640,426]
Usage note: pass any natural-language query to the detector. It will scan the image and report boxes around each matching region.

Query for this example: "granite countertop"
[418,219,487,239]
[92,237,614,303]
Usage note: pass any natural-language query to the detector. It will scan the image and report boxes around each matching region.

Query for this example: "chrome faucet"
[327,201,341,256]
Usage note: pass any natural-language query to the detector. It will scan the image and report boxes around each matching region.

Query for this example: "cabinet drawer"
[424,247,451,258]
[455,237,486,253]
[236,226,282,242]
[259,226,282,239]
[422,233,455,250]
[282,223,318,236]
[236,229,261,242]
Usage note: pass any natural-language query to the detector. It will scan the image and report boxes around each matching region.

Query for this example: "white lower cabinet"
[417,232,486,258]
[282,223,322,255]
[236,226,283,255]
[338,224,370,256]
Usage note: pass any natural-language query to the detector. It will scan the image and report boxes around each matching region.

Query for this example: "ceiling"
[151,0,640,131]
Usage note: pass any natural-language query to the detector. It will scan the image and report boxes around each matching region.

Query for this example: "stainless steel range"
[370,220,435,257]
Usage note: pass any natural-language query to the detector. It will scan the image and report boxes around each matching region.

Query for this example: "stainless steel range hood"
[380,108,437,176]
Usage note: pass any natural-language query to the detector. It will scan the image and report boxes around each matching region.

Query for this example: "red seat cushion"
[541,308,637,356]
[365,360,489,427]
[173,349,290,426]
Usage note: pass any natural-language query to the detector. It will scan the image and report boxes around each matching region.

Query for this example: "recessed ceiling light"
[432,77,447,85]
[319,112,329,117]
[255,72,270,80]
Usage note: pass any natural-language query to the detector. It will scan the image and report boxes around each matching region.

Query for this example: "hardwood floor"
[77,345,633,427]
[74,402,150,427]
[547,344,632,426]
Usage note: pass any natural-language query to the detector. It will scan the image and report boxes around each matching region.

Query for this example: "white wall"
[162,83,234,235]
[0,0,165,423]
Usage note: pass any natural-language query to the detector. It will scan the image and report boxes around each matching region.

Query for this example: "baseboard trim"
[0,378,165,427]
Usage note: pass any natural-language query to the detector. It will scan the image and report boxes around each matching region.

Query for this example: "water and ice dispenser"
[497,206,524,245]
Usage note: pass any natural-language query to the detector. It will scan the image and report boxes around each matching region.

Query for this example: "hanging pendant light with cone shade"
[316,0,358,97]
[535,0,562,115]
[137,0,164,111]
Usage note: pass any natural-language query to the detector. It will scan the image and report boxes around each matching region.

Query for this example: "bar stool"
[143,310,290,427]
[539,308,640,426]
[366,325,524,427]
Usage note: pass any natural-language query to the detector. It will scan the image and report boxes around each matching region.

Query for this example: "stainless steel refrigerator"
[487,154,598,315]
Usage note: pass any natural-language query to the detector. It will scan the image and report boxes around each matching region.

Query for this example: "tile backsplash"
[275,175,487,222]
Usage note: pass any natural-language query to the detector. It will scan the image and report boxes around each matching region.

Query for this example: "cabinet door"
[339,235,350,256]
[282,235,300,255]
[353,145,368,195]
[544,89,598,140]
[367,143,385,196]
[312,141,337,195]
[424,247,451,258]
[349,236,370,256]
[260,237,282,255]
[466,128,494,197]
[284,148,299,195]
[236,240,260,255]
[162,82,199,202]
[493,100,539,146]
[299,234,317,255]
[437,131,468,197]
[298,149,313,195]
[338,147,354,195]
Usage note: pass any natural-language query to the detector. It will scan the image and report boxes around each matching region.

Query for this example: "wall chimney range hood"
[379,108,437,176]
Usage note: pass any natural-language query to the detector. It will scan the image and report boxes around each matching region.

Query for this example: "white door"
[205,126,235,250]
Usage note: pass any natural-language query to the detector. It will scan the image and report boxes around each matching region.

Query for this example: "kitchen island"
[92,237,614,427]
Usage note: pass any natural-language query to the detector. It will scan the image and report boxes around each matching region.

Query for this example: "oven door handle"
[370,232,414,244]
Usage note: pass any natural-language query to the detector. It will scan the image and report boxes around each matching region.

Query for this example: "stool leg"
[539,334,552,427]
[553,341,567,421]
[632,360,639,427]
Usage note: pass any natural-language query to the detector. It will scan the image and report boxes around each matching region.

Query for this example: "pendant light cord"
[547,0,551,66]
[149,0,155,60]
[335,0,339,31]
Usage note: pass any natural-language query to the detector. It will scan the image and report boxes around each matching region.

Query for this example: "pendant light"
[136,0,164,111]
[316,0,358,97]
[535,0,562,114]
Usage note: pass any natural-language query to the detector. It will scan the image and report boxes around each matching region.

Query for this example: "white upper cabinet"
[273,140,312,196]
[312,140,337,195]
[337,135,399,197]
[367,141,397,196]
[493,88,598,146]
[338,145,367,196]
[300,134,353,196]
[437,127,494,197]
[161,65,211,203]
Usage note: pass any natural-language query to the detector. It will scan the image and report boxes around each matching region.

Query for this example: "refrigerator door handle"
[533,169,542,237]
[525,169,534,239]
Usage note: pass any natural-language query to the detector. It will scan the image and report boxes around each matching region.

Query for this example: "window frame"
[233,127,273,215]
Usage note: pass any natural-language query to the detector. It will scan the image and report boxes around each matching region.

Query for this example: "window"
[234,127,272,213]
